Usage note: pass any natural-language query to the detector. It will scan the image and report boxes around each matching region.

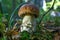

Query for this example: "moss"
[0,23,6,38]
[0,23,6,31]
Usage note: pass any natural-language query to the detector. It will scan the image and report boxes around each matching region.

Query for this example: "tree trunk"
[0,1,3,14]
[12,0,16,11]
[24,0,31,2]
[20,0,23,3]
[32,0,46,10]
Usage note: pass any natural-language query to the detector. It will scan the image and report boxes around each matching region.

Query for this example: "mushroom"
[18,4,39,33]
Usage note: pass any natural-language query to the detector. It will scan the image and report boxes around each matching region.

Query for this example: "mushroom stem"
[21,15,37,32]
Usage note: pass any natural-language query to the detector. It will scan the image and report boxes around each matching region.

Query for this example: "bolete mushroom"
[18,4,39,32]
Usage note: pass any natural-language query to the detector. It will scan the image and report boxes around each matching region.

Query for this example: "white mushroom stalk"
[21,15,37,32]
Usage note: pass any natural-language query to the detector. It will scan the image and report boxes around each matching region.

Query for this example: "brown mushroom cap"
[18,4,39,18]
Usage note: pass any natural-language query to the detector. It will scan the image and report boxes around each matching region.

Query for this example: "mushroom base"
[20,15,37,33]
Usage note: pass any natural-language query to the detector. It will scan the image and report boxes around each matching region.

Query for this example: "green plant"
[20,31,30,40]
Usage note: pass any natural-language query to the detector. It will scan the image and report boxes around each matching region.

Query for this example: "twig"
[39,0,56,24]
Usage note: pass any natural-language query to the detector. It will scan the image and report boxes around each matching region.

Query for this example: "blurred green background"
[0,0,60,40]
